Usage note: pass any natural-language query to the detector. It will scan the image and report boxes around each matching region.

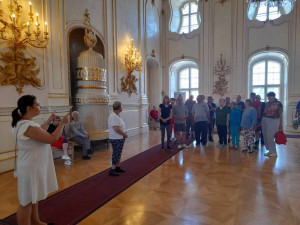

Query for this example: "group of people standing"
[155,92,283,157]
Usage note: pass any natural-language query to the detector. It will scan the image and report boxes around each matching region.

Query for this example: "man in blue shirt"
[207,96,216,142]
[236,95,245,112]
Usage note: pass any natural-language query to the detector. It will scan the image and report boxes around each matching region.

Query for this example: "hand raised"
[61,112,70,125]
[47,112,56,124]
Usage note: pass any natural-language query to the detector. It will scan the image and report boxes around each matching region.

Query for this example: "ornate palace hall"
[0,0,300,224]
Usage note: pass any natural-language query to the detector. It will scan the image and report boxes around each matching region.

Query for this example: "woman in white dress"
[11,95,69,225]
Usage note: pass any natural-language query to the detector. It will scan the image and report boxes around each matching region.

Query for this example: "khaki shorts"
[175,123,186,132]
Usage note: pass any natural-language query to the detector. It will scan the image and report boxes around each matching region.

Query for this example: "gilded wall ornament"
[151,49,156,58]
[219,0,228,5]
[0,0,49,94]
[213,54,230,97]
[120,73,138,97]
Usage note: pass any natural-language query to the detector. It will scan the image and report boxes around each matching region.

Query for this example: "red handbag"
[275,130,287,145]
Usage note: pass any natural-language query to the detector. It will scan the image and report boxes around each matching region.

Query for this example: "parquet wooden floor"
[1,130,300,225]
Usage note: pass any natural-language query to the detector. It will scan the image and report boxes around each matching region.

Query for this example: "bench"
[51,142,77,160]
[51,139,109,160]
[149,119,160,130]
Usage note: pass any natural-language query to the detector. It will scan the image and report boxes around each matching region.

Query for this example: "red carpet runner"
[3,139,193,225]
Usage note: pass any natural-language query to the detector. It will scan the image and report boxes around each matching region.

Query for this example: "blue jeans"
[230,126,239,146]
[160,123,171,146]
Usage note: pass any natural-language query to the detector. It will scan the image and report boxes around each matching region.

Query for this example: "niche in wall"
[68,28,105,103]
[147,58,161,110]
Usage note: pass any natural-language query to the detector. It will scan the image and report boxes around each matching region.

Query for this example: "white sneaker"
[265,152,277,157]
[64,160,72,166]
[178,144,182,149]
[62,155,71,160]
[182,144,188,149]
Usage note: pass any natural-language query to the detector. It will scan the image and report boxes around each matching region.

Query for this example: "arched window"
[249,52,288,102]
[248,0,294,22]
[179,2,200,34]
[178,67,199,99]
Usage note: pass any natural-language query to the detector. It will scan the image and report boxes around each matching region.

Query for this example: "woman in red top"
[261,92,283,157]
[149,106,159,122]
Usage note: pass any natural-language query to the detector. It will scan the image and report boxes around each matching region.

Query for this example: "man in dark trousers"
[192,95,210,146]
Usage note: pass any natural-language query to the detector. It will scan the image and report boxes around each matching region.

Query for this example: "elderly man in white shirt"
[108,101,128,176]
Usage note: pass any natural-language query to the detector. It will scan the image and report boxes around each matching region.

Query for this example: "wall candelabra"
[0,0,49,94]
[121,38,142,97]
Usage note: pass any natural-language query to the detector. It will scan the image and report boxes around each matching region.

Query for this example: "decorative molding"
[0,106,71,116]
[0,149,17,155]
[77,85,107,89]
[74,98,110,104]
[0,156,15,162]
[76,67,107,81]
[168,30,201,41]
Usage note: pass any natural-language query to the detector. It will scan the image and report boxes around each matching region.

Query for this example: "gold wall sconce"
[0,0,49,94]
[121,38,142,97]
[213,54,230,97]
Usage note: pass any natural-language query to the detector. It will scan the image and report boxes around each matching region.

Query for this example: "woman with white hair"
[108,101,128,176]
[68,111,92,160]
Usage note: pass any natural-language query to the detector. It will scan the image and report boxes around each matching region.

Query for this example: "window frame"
[178,66,199,99]
[256,1,281,22]
[178,1,200,34]
[249,56,285,102]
